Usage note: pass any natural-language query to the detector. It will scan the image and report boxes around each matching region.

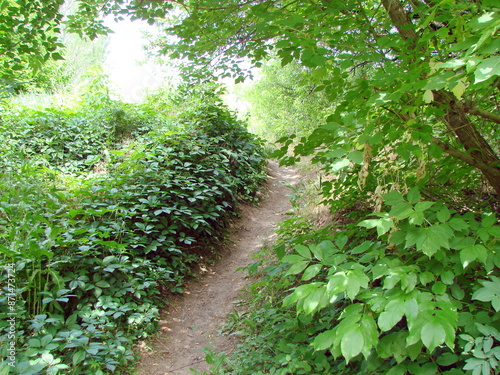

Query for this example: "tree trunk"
[433,91,500,197]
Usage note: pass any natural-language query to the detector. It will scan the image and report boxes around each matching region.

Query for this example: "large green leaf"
[313,329,336,351]
[359,217,395,237]
[378,298,406,332]
[408,224,452,257]
[460,244,488,268]
[341,325,364,362]
[421,319,446,353]
[345,269,370,300]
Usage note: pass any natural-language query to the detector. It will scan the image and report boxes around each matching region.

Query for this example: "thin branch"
[171,0,274,12]
[468,107,500,125]
[431,137,500,177]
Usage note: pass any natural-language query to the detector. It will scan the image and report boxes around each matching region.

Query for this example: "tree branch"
[467,107,500,125]
[381,105,500,177]
[431,137,500,177]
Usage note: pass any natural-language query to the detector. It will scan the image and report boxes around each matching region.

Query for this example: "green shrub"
[0,94,266,374]
[215,187,500,375]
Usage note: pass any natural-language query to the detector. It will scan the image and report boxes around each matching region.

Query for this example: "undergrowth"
[205,155,500,375]
[0,85,266,374]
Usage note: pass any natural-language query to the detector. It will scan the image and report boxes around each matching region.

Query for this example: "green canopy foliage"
[0,0,65,93]
[152,0,500,196]
[242,59,332,141]
[2,1,500,374]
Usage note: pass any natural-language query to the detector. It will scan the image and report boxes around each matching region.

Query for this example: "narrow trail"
[135,161,299,375]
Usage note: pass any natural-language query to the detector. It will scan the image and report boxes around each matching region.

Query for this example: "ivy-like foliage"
[0,90,266,374]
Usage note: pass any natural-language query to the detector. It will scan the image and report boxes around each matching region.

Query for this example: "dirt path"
[134,161,299,375]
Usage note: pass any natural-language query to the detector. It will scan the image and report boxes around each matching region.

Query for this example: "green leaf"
[41,334,53,347]
[405,298,419,322]
[302,264,322,280]
[383,190,405,205]
[348,150,364,164]
[489,226,500,237]
[463,358,483,372]
[389,202,414,220]
[421,319,446,353]
[358,217,394,236]
[313,329,336,351]
[274,243,286,260]
[331,158,350,172]
[460,245,488,268]
[419,271,435,286]
[335,235,348,250]
[285,260,310,276]
[386,365,407,375]
[423,89,434,103]
[309,244,324,262]
[437,207,451,222]
[341,325,364,362]
[474,56,500,83]
[449,217,469,231]
[360,315,378,358]
[451,81,466,99]
[302,285,328,315]
[95,280,111,288]
[351,241,372,254]
[440,270,455,285]
[414,201,435,212]
[282,254,305,263]
[482,213,497,228]
[406,187,421,204]
[436,353,459,367]
[378,299,406,332]
[345,269,370,300]
[327,272,348,295]
[432,281,447,295]
[295,244,311,259]
[73,350,86,366]
[472,277,500,311]
[414,225,451,257]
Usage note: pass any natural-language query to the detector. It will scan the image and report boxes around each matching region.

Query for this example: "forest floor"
[134,161,299,375]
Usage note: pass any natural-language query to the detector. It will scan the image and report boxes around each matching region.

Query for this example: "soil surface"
[134,161,299,375]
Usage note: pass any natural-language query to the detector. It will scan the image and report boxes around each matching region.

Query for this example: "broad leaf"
[359,217,394,237]
[421,319,446,353]
[341,325,364,362]
[383,190,405,205]
[460,244,488,268]
[313,329,336,351]
[474,56,500,83]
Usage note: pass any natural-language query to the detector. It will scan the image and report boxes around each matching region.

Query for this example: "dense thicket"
[0,85,266,374]
[1,1,499,374]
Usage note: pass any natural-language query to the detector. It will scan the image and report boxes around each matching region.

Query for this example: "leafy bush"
[213,183,500,375]
[0,91,266,374]
[0,100,162,174]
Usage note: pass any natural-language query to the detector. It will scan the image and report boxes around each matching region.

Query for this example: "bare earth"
[134,161,299,375]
